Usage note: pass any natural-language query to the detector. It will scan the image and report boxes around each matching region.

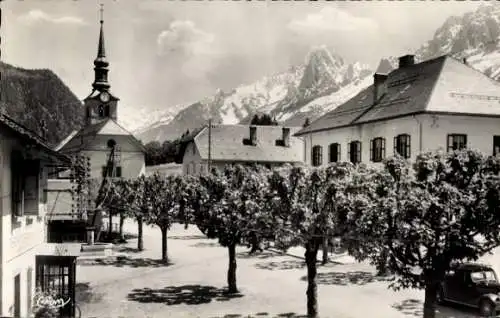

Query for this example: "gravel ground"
[75,220,497,318]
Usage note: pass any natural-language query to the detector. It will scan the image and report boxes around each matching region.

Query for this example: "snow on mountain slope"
[375,3,500,80]
[137,4,500,144]
[137,46,371,143]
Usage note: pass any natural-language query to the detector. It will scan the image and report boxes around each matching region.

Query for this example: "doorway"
[13,274,20,318]
[36,255,77,318]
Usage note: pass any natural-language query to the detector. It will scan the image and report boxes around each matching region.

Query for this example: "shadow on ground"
[255,259,305,270]
[127,285,243,305]
[113,246,143,253]
[75,282,103,304]
[392,299,492,318]
[299,271,385,285]
[78,256,172,268]
[191,242,221,248]
[237,250,278,259]
[207,313,307,318]
[169,235,207,240]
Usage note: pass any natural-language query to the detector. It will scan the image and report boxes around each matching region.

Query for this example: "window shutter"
[337,144,341,162]
[116,166,122,178]
[394,136,398,156]
[406,135,411,158]
[357,142,362,163]
[347,142,351,162]
[463,135,467,149]
[369,139,373,161]
[447,135,452,152]
[319,146,323,166]
[382,138,386,159]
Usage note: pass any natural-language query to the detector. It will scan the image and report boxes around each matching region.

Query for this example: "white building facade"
[0,114,72,317]
[296,55,500,166]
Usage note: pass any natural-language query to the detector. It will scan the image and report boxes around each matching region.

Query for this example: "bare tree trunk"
[108,210,113,236]
[322,236,328,265]
[227,243,238,293]
[119,211,125,240]
[160,226,168,262]
[305,240,319,318]
[423,280,438,318]
[137,216,144,251]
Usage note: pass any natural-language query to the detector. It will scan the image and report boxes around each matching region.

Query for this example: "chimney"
[398,54,415,68]
[250,126,257,145]
[282,127,290,147]
[373,73,388,104]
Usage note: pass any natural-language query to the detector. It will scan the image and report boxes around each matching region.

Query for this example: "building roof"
[295,55,500,136]
[191,124,303,163]
[0,112,70,164]
[56,118,145,153]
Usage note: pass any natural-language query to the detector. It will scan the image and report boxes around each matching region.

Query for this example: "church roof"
[295,55,500,136]
[56,118,145,154]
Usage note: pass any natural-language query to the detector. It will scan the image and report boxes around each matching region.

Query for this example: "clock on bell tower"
[83,6,120,126]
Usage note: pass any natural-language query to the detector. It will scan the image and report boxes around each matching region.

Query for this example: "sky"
[2,0,482,128]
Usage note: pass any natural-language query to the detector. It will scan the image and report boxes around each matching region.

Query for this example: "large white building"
[295,54,500,166]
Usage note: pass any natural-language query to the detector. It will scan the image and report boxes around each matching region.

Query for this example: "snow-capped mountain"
[138,3,500,144]
[380,3,500,78]
[137,46,372,143]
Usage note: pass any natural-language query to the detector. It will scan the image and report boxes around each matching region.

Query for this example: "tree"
[191,165,269,293]
[267,163,353,318]
[103,179,132,241]
[144,141,163,166]
[345,150,500,318]
[120,176,149,251]
[250,114,278,126]
[142,173,186,262]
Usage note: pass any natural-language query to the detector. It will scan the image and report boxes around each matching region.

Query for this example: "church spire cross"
[92,3,110,92]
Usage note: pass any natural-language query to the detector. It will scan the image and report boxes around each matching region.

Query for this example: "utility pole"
[208,118,212,173]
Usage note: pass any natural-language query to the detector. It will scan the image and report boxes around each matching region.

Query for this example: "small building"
[180,124,304,174]
[295,54,500,167]
[0,112,79,318]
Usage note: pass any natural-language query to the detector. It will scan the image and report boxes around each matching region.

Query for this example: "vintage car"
[437,263,500,316]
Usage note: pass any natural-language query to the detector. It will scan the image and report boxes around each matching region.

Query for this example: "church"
[55,9,145,180]
[47,9,145,241]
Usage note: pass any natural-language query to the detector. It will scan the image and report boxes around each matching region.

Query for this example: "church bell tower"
[84,4,119,126]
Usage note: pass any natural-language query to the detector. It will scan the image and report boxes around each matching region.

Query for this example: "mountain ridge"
[137,45,372,143]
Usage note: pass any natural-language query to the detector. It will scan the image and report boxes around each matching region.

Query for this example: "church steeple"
[92,4,110,92]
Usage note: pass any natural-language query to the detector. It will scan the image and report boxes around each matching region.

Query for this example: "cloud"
[288,7,379,34]
[157,20,221,79]
[18,10,86,26]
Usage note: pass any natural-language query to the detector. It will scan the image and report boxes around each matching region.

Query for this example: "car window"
[471,271,484,282]
[470,270,498,283]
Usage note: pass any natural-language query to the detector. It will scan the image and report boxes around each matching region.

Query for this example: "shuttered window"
[348,141,361,164]
[328,143,341,163]
[312,145,323,167]
[370,137,386,162]
[394,134,411,159]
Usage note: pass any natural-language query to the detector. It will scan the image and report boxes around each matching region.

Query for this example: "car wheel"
[479,299,495,317]
[436,286,445,305]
